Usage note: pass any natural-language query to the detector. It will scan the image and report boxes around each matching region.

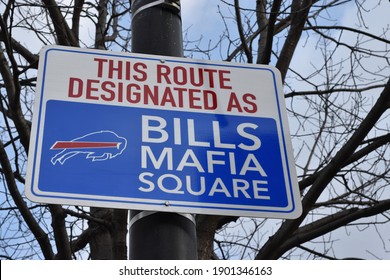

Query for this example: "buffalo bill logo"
[50,130,127,165]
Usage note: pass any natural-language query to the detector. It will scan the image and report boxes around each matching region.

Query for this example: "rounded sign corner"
[286,202,303,219]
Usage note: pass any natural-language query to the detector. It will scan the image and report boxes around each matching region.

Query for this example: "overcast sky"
[6,0,389,259]
[180,0,390,260]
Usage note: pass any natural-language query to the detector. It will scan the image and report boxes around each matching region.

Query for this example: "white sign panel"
[26,45,302,218]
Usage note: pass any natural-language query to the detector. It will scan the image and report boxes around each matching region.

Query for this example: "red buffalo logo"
[50,130,127,165]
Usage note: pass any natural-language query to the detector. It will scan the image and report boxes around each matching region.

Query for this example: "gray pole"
[129,0,198,260]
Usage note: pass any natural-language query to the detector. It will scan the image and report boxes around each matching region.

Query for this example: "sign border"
[25,46,302,219]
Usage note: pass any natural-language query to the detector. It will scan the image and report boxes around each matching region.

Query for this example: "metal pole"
[129,0,198,260]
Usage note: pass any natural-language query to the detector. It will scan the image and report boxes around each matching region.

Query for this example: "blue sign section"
[35,100,290,210]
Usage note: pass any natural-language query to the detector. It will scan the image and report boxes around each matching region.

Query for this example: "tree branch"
[282,200,390,255]
[70,226,98,255]
[110,209,128,260]
[299,133,390,191]
[276,0,313,82]
[49,205,72,259]
[256,77,390,259]
[41,0,79,46]
[257,0,281,64]
[0,141,54,260]
[285,84,387,98]
[234,0,252,63]
[305,25,390,45]
[0,20,31,153]
[72,0,85,42]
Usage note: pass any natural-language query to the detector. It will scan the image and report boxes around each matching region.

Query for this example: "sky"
[3,0,389,260]
[180,0,390,260]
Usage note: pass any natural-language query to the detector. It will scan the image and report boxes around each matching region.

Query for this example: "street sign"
[26,45,302,218]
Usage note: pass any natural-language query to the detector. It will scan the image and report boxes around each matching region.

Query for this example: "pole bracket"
[129,211,196,228]
[132,0,181,19]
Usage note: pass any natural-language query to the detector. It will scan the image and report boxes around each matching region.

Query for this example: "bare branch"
[257,0,281,65]
[285,84,387,98]
[0,141,54,260]
[276,0,313,82]
[234,0,252,63]
[49,205,72,259]
[41,0,79,46]
[283,200,390,254]
[256,78,390,260]
[72,0,85,41]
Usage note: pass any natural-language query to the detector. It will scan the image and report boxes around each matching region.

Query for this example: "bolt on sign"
[26,45,302,218]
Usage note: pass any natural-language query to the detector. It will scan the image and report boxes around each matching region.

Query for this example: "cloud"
[181,0,212,29]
